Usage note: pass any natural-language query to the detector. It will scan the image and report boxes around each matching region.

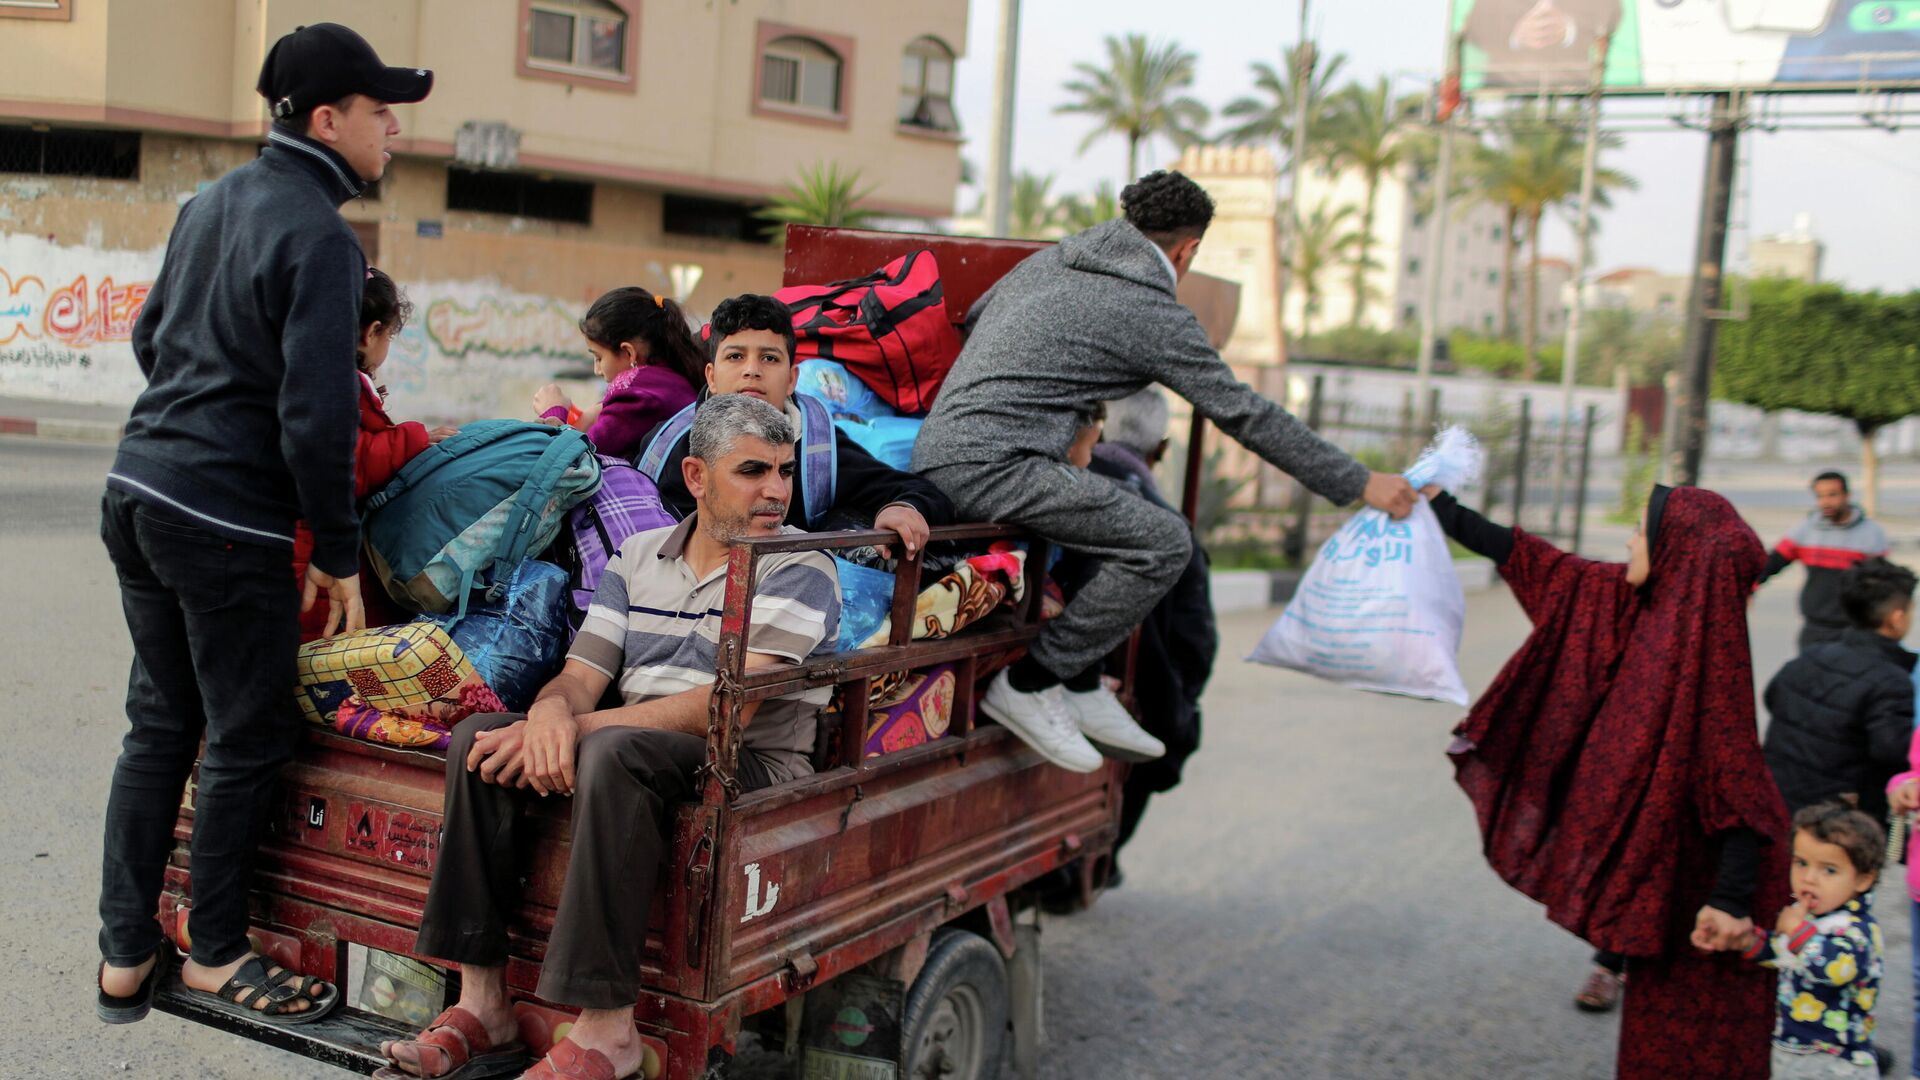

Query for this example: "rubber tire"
[902,929,1010,1080]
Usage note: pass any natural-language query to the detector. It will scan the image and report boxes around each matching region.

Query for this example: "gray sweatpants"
[922,456,1191,680]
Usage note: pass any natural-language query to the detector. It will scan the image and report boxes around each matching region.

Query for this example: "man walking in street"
[1756,471,1891,651]
[913,170,1415,773]
[95,23,429,1026]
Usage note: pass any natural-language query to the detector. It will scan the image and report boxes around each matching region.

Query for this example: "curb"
[0,414,125,444]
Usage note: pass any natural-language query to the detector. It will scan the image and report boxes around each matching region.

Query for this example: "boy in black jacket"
[1763,557,1918,824]
[641,294,953,552]
[97,24,429,1027]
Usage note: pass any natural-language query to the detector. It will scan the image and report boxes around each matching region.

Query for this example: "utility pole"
[1671,91,1741,487]
[983,0,1022,238]
[1549,34,1609,537]
[1415,35,1463,431]
[1275,0,1312,354]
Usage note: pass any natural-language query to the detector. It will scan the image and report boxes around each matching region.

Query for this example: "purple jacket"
[588,364,697,459]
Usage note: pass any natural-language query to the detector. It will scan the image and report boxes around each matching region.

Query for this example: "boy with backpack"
[637,294,954,555]
[1763,556,1918,823]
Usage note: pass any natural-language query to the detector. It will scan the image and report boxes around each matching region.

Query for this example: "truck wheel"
[903,929,1009,1080]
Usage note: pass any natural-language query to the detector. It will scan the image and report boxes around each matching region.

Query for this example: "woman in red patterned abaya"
[1423,483,1789,1079]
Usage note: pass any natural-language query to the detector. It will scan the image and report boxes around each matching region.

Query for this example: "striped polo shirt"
[566,515,840,785]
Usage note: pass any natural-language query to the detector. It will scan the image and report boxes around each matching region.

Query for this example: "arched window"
[899,36,957,131]
[760,35,843,114]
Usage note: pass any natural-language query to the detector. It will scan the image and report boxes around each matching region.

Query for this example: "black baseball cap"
[257,23,433,120]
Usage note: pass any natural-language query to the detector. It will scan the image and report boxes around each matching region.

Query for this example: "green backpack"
[363,420,602,617]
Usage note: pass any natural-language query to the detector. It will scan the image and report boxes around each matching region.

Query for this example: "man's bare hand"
[523,699,580,797]
[301,566,366,637]
[873,503,930,559]
[427,425,460,444]
[1363,472,1418,519]
[469,720,529,787]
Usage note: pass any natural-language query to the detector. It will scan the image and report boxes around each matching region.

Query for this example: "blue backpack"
[364,420,602,617]
[634,394,837,526]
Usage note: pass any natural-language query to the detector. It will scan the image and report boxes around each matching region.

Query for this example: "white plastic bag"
[1248,427,1483,706]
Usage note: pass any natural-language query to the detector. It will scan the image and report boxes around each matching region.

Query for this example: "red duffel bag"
[774,248,961,415]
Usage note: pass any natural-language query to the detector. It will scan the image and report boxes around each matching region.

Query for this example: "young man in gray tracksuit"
[913,171,1415,772]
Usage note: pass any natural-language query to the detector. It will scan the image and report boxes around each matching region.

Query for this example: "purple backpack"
[555,455,676,624]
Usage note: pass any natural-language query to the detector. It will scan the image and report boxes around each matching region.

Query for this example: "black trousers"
[98,488,301,967]
[416,713,770,1009]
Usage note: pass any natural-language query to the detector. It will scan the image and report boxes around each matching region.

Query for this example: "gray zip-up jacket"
[912,219,1369,505]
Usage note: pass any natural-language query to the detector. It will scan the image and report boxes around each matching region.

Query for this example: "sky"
[950,0,1920,292]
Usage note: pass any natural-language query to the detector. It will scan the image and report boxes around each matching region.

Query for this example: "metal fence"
[1196,372,1599,567]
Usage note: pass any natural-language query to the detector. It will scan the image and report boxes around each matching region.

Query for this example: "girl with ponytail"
[533,286,703,459]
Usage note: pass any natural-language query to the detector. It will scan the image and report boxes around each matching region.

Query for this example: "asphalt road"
[0,435,1910,1079]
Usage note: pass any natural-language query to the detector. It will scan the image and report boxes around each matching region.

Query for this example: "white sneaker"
[980,671,1103,773]
[1063,686,1166,762]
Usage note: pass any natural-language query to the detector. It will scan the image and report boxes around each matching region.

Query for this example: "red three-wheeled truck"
[150,225,1240,1080]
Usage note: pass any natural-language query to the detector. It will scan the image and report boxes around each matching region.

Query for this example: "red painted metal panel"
[711,737,1120,992]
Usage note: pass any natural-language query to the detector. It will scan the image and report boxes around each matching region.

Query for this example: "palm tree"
[1219,47,1348,164]
[1056,34,1210,184]
[1289,202,1362,342]
[1005,171,1059,240]
[1058,182,1120,233]
[1465,108,1635,379]
[1317,77,1420,330]
[757,162,880,242]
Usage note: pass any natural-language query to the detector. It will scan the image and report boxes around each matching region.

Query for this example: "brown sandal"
[374,1005,528,1079]
[1573,966,1625,1012]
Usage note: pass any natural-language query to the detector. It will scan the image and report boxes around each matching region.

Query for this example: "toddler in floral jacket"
[1746,800,1886,1078]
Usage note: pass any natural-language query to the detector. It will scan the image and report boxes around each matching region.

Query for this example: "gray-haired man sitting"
[380,395,839,1080]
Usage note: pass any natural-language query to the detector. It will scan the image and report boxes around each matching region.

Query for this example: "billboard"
[1452,0,1920,92]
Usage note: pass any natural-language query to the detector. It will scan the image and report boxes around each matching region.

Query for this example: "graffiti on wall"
[0,238,160,403]
[1,266,153,349]
[0,230,720,422]
[425,296,579,362]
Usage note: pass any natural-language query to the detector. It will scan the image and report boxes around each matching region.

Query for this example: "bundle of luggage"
[295,424,672,750]
[784,247,956,470]
[294,248,1034,753]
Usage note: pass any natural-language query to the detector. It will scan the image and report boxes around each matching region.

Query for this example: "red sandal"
[519,1037,639,1080]
[374,1005,528,1079]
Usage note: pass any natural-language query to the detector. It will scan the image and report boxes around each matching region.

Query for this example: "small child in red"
[293,268,455,642]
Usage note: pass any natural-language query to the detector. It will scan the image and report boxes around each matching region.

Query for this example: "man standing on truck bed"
[94,24,431,1028]
[379,395,840,1080]
[913,170,1417,773]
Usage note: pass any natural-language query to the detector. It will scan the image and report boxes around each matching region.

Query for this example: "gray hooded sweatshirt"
[912,219,1369,505]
